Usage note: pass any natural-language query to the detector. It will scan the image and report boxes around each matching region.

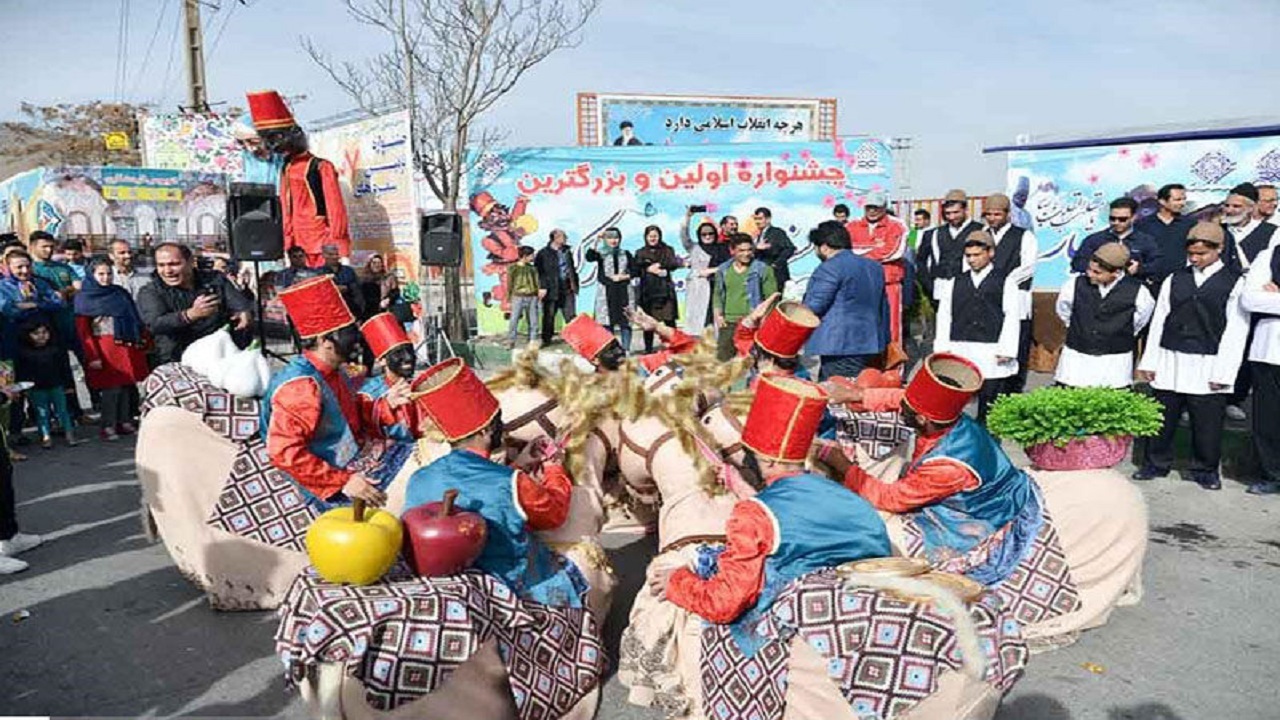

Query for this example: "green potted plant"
[986,386,1164,470]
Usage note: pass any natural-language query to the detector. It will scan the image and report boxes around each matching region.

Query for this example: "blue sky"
[2,0,1279,196]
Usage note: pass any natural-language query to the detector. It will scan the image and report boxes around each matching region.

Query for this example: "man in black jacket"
[137,243,254,365]
[534,229,579,345]
[753,207,796,290]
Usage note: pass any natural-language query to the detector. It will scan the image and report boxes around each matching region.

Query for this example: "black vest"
[931,221,983,281]
[1237,223,1277,266]
[992,226,1033,291]
[950,268,1007,343]
[1065,275,1141,356]
[1160,266,1241,355]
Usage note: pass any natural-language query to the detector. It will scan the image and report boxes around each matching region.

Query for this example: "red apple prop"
[401,489,488,577]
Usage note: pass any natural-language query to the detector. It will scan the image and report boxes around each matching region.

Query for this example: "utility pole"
[183,0,210,112]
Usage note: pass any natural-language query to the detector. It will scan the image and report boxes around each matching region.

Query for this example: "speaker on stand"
[226,182,289,359]
[417,212,463,366]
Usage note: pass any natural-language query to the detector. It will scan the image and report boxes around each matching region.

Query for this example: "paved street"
[1,425,1278,719]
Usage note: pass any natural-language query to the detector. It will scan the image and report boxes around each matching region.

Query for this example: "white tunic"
[1053,274,1155,388]
[1137,260,1249,394]
[934,265,1021,380]
[988,223,1039,321]
[1243,247,1280,367]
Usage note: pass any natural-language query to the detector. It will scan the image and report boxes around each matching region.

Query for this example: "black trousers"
[0,450,16,540]
[976,377,1010,425]
[540,295,570,344]
[1010,319,1034,393]
[1147,389,1226,475]
[1253,362,1280,483]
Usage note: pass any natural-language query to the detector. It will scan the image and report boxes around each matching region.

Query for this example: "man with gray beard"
[1221,183,1276,272]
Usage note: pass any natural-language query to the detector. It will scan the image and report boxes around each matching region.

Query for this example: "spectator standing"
[27,231,82,364]
[0,384,40,573]
[1220,183,1276,272]
[1257,184,1279,227]
[679,210,724,334]
[1135,184,1195,289]
[275,246,321,290]
[752,207,796,290]
[535,229,579,345]
[109,240,150,300]
[358,254,400,321]
[983,193,1039,392]
[1242,244,1280,495]
[74,258,150,441]
[802,221,889,380]
[584,228,634,352]
[712,234,777,361]
[321,244,365,319]
[906,208,931,253]
[631,225,680,352]
[0,251,65,361]
[832,203,851,223]
[63,239,88,282]
[505,246,542,347]
[847,193,908,351]
[917,189,983,300]
[1135,223,1249,491]
[16,319,82,448]
[1054,242,1154,389]
[136,243,253,365]
[1072,198,1159,285]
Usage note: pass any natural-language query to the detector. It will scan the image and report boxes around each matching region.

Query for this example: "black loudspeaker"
[420,212,463,267]
[227,182,284,261]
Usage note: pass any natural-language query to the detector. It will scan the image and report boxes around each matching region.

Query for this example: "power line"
[114,0,130,101]
[157,1,184,107]
[128,0,173,101]
[206,0,238,62]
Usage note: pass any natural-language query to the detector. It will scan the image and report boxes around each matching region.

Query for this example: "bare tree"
[0,102,144,170]
[304,0,600,341]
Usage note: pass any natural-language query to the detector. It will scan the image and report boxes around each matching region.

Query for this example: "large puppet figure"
[247,90,350,267]
[472,191,537,312]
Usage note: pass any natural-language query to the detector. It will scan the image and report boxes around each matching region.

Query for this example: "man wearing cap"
[932,230,1020,423]
[262,276,411,509]
[563,312,698,374]
[247,90,350,267]
[358,312,419,442]
[1135,183,1195,289]
[654,375,890,624]
[803,221,890,380]
[818,353,1040,586]
[1072,197,1159,285]
[916,189,983,301]
[1241,241,1280,495]
[1054,242,1155,388]
[1221,182,1277,272]
[403,359,586,607]
[982,193,1039,392]
[1134,222,1249,491]
[847,193,908,349]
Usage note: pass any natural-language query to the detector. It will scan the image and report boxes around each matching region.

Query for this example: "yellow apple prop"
[305,499,403,585]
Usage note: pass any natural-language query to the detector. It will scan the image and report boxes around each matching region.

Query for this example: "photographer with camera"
[137,243,254,365]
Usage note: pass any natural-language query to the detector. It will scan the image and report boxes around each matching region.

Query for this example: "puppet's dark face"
[261,126,308,157]
[328,325,363,363]
[384,345,417,380]
[481,204,512,230]
[596,341,626,371]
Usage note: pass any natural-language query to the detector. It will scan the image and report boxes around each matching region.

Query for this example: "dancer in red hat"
[402,358,586,607]
[358,312,419,442]
[246,90,350,267]
[725,293,818,384]
[562,312,699,374]
[654,375,890,624]
[817,353,1040,581]
[262,277,411,510]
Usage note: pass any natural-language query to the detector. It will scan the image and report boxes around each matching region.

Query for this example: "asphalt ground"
[1,410,1278,719]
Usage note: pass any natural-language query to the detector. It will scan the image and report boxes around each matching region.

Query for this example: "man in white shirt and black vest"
[1242,242,1280,495]
[1054,242,1155,388]
[1222,182,1277,272]
[933,229,1020,424]
[916,189,983,302]
[1135,222,1250,491]
[982,193,1038,392]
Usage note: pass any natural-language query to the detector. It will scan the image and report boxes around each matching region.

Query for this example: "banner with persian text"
[1006,134,1280,289]
[467,139,892,335]
[309,110,420,275]
[579,93,836,146]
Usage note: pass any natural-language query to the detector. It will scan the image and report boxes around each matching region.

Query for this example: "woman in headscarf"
[679,209,730,335]
[631,224,680,353]
[584,226,635,353]
[73,257,150,441]
[358,254,401,322]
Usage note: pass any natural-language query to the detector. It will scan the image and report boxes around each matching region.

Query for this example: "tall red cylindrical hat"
[278,276,355,339]
[904,353,983,424]
[562,314,617,362]
[470,191,498,216]
[360,312,411,360]
[410,358,500,442]
[245,90,297,131]
[741,375,829,463]
[755,301,819,359]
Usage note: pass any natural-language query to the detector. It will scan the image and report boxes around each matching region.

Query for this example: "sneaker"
[65,431,84,447]
[117,422,137,436]
[100,428,119,442]
[1225,405,1247,422]
[1247,480,1280,495]
[0,532,43,556]
[0,555,27,574]
[40,435,52,450]
[8,450,26,462]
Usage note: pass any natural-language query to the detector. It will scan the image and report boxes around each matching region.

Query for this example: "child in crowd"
[506,246,542,347]
[16,319,82,448]
[74,258,150,441]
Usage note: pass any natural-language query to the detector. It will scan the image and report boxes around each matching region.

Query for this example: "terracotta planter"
[1025,435,1132,471]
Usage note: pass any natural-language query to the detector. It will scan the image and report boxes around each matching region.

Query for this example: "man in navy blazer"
[802,220,890,380]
